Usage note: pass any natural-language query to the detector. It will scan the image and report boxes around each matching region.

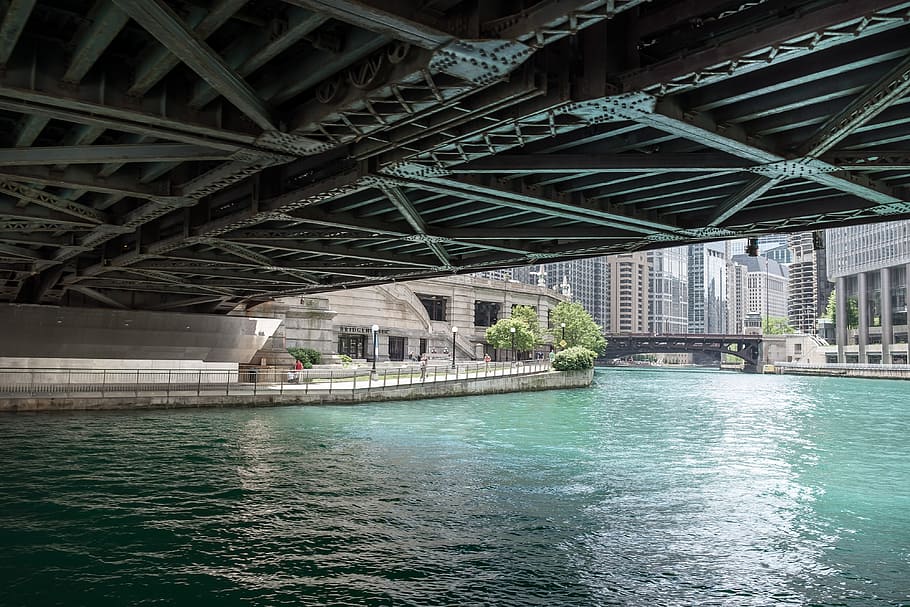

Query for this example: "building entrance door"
[338,334,365,359]
[388,336,406,361]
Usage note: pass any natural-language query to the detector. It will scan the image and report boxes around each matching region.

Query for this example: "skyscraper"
[688,242,727,333]
[729,255,789,328]
[826,220,910,364]
[606,253,649,333]
[648,246,688,334]
[788,232,832,334]
[513,257,609,329]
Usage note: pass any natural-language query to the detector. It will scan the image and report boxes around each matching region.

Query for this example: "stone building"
[251,275,567,365]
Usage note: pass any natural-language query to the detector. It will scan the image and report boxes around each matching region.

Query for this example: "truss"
[0,0,909,311]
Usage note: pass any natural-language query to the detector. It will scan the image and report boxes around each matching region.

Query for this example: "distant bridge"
[600,334,763,372]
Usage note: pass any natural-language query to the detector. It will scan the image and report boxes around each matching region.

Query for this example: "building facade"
[788,231,833,334]
[606,253,649,333]
[727,255,789,333]
[648,246,688,334]
[513,257,609,330]
[688,242,727,333]
[826,220,910,364]
[255,275,567,365]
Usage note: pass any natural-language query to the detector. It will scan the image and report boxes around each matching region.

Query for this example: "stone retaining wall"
[774,363,910,380]
[1,369,594,412]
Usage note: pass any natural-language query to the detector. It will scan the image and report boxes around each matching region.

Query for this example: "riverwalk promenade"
[772,362,910,380]
[0,361,594,412]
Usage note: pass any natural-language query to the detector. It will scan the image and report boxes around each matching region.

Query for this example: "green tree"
[824,289,859,329]
[552,346,597,370]
[762,316,795,334]
[510,305,542,342]
[485,317,536,355]
[288,347,321,367]
[549,301,606,354]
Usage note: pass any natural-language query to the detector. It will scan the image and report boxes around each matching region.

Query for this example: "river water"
[1,369,908,606]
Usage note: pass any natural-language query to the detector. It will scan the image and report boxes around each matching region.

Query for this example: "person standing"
[419,354,428,382]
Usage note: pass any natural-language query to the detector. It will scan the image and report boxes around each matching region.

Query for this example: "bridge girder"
[0,0,909,311]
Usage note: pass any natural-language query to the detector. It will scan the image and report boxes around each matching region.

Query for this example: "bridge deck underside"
[1,0,910,312]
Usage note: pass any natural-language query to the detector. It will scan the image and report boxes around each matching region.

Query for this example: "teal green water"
[1,369,909,606]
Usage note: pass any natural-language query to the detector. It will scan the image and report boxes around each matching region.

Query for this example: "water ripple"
[1,370,909,606]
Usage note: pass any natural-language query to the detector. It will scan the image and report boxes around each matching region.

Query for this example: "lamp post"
[451,326,458,368]
[560,322,566,346]
[371,324,379,377]
[510,326,516,362]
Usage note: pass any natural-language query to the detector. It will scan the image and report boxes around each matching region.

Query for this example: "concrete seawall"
[773,363,910,380]
[1,369,595,412]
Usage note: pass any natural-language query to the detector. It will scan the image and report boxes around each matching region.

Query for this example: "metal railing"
[0,360,550,399]
[775,362,910,371]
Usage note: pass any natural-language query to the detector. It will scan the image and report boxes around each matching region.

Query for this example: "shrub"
[288,347,321,366]
[339,354,353,367]
[552,346,597,371]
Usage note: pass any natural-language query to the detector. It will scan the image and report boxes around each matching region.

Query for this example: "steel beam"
[0,143,232,166]
[0,165,170,199]
[621,1,910,96]
[13,115,48,147]
[189,8,328,109]
[0,179,108,223]
[113,0,275,131]
[799,53,910,157]
[283,0,452,49]
[707,176,784,227]
[619,94,907,206]
[483,0,649,47]
[63,2,130,84]
[821,150,910,170]
[68,285,130,309]
[256,28,387,106]
[0,0,35,66]
[146,295,229,311]
[381,185,450,265]
[235,236,438,267]
[0,88,257,152]
[0,241,43,260]
[126,0,247,96]
[394,173,680,236]
[454,153,752,174]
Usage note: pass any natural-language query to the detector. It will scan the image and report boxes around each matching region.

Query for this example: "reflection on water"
[1,369,908,606]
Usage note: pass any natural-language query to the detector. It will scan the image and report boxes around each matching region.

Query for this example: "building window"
[475,301,501,327]
[418,294,447,321]
[338,334,366,359]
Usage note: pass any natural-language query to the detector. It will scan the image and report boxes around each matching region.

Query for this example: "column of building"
[836,276,847,363]
[881,267,892,364]
[857,272,868,363]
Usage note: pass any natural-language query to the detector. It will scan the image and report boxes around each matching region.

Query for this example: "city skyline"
[489,231,834,336]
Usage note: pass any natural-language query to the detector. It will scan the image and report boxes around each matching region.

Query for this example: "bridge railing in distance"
[0,360,550,399]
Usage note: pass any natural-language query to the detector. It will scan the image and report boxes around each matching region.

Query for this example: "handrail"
[775,362,910,371]
[0,360,551,399]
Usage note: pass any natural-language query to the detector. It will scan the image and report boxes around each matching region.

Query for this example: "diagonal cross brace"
[113,0,275,131]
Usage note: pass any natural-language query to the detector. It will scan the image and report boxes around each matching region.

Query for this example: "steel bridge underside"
[601,333,763,368]
[2,0,910,313]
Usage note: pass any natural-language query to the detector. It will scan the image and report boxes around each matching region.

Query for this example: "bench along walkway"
[0,362,594,411]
